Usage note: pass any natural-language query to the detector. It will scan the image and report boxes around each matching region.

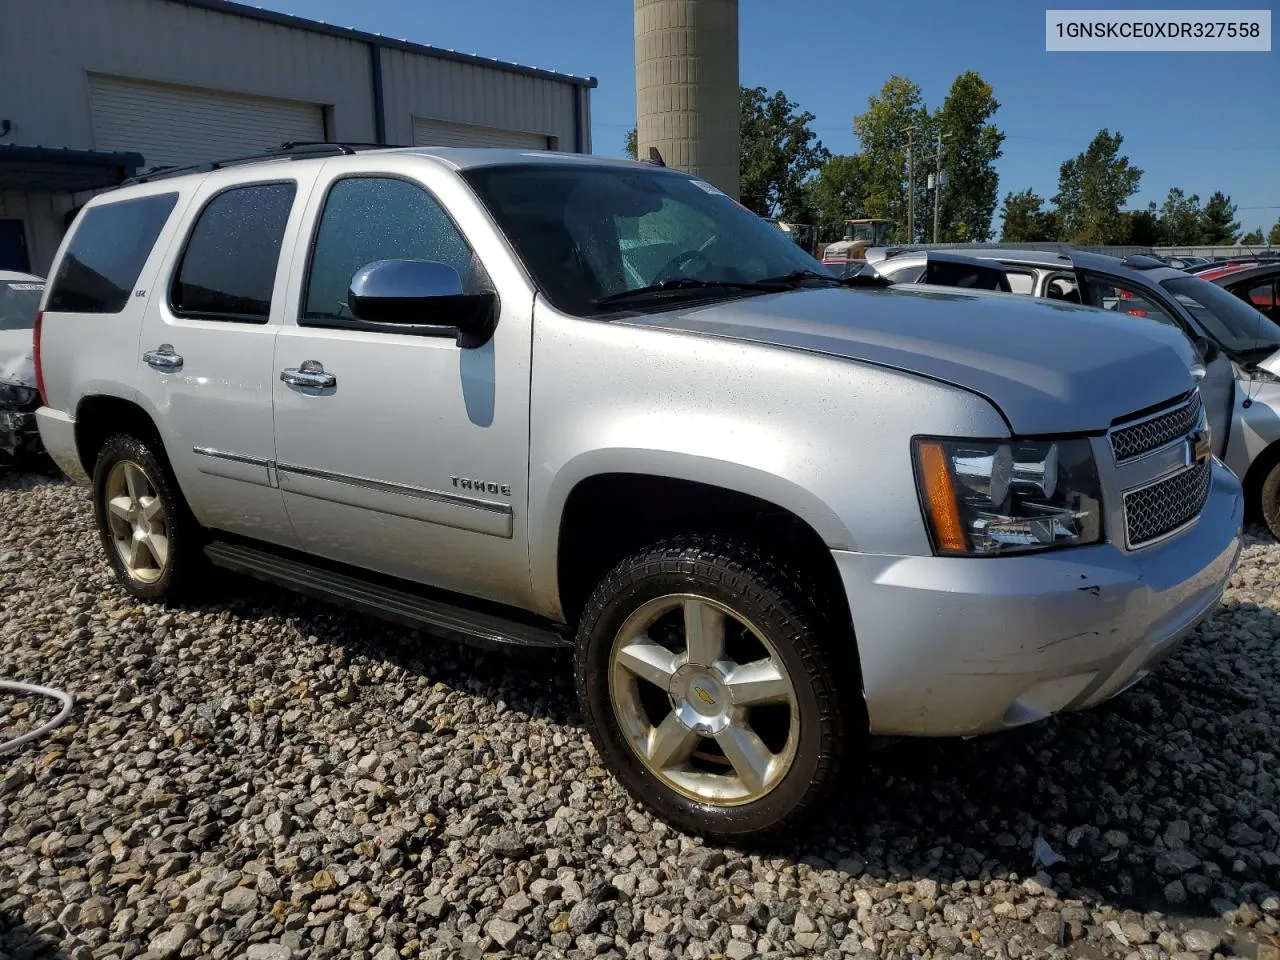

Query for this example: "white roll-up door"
[413,117,551,150]
[88,75,326,169]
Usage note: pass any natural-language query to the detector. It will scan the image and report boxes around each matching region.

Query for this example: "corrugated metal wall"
[380,48,583,151]
[0,0,377,149]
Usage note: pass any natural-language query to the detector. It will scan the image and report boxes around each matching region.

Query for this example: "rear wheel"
[574,536,860,841]
[92,434,206,602]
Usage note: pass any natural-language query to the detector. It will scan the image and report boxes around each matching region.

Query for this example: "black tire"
[1262,460,1280,539]
[92,433,207,602]
[574,535,861,842]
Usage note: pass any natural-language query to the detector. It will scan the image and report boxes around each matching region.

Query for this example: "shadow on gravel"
[0,917,62,959]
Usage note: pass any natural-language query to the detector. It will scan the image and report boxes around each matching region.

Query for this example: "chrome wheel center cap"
[668,662,731,736]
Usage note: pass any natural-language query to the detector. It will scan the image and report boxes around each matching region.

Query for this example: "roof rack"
[122,141,397,185]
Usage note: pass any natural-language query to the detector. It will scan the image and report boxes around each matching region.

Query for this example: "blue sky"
[259,0,1278,234]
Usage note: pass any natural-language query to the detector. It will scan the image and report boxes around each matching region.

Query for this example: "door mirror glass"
[347,259,497,347]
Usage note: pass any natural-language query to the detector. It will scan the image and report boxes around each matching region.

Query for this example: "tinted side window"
[172,182,296,323]
[46,193,178,313]
[1244,280,1277,309]
[1081,275,1179,327]
[882,263,924,283]
[303,177,484,325]
[926,260,1008,291]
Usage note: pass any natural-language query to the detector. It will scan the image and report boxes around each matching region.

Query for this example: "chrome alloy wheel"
[608,594,800,806]
[104,460,170,584]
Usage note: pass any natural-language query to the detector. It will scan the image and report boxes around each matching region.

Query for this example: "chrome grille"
[1123,459,1212,547]
[1110,394,1203,463]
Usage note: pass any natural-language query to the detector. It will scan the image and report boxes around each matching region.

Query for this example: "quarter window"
[302,177,485,326]
[171,182,296,323]
[1244,280,1277,310]
[46,193,178,314]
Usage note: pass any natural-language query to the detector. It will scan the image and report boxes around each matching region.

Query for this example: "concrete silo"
[633,0,740,200]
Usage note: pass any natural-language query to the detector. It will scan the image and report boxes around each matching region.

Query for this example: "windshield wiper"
[757,269,893,289]
[593,278,790,308]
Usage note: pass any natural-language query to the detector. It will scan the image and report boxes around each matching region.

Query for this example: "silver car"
[33,146,1243,839]
[0,270,45,463]
[949,247,1280,537]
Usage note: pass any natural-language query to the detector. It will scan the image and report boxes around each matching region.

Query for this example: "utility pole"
[933,130,944,243]
[906,128,915,244]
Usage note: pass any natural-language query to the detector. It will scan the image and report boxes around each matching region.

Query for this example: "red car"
[1203,261,1280,323]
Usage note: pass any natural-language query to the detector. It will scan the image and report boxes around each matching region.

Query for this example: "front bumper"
[837,459,1243,737]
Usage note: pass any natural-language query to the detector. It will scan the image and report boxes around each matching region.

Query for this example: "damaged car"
[0,270,45,464]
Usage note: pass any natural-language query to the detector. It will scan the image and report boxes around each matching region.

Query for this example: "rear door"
[134,173,316,548]
[1078,271,1233,459]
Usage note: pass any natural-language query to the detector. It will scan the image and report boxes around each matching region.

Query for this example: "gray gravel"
[2,469,1279,960]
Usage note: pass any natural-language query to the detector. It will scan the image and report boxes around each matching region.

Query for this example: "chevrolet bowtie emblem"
[694,686,716,706]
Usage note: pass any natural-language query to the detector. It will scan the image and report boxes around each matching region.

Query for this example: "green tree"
[1157,187,1202,245]
[1198,191,1240,244]
[999,189,1058,242]
[1053,129,1143,245]
[1241,228,1265,245]
[852,76,933,242]
[935,71,1005,242]
[807,154,869,241]
[1126,202,1161,245]
[624,128,637,160]
[1269,218,1280,246]
[738,86,829,220]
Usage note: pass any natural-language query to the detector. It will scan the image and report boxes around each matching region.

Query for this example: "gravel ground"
[2,469,1279,960]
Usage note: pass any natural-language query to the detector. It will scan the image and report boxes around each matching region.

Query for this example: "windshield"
[463,165,820,316]
[0,280,43,332]
[846,224,875,241]
[1160,275,1280,356]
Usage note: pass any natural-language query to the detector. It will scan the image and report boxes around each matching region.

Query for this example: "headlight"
[913,437,1103,556]
[0,382,37,407]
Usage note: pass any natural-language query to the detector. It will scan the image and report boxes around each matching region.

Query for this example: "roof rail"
[121,141,398,185]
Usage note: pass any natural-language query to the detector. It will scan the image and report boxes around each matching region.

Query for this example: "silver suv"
[33,144,1243,840]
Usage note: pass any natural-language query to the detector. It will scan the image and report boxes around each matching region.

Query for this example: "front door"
[1078,270,1233,460]
[134,177,308,548]
[271,169,534,609]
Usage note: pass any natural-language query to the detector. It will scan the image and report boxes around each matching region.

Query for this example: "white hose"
[0,680,74,757]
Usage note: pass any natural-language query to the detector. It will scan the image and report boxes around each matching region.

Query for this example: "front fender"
[525,304,1009,620]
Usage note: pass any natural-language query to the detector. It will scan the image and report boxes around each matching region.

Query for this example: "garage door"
[88,75,326,169]
[413,117,551,150]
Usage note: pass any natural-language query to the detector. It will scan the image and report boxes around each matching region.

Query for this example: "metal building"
[0,0,596,273]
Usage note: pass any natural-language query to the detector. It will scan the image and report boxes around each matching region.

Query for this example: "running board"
[203,541,571,652]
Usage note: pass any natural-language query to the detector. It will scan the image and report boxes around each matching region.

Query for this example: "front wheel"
[1261,460,1280,539]
[574,536,860,841]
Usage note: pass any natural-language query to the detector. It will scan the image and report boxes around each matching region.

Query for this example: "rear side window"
[925,260,1010,292]
[46,193,178,313]
[171,182,296,323]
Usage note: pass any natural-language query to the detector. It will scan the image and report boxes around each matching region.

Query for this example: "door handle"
[280,360,336,389]
[142,344,183,370]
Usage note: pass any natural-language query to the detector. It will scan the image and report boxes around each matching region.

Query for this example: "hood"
[622,286,1198,435]
[0,329,36,388]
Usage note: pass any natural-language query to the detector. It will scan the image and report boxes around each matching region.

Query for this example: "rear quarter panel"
[526,300,1010,620]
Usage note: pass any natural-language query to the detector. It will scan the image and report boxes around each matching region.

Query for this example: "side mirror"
[348,259,497,348]
[1192,333,1221,365]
